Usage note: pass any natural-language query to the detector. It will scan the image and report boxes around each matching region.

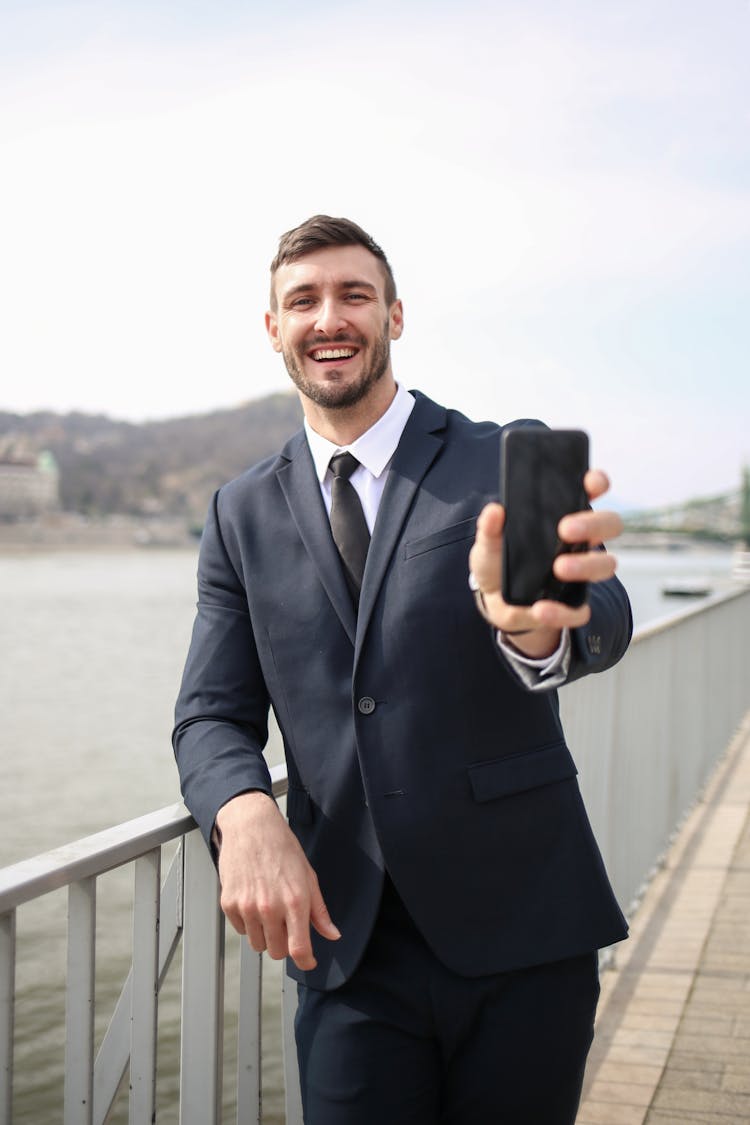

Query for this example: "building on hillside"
[0,451,60,519]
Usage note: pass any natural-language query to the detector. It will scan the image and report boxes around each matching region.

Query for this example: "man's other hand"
[468,469,623,658]
[215,791,341,971]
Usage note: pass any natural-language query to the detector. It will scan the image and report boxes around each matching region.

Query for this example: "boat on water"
[661,577,713,598]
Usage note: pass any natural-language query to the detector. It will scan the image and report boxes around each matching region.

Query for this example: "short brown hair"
[269,215,397,310]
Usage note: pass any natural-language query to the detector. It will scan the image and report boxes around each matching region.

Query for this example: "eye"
[344,292,368,302]
[290,297,315,309]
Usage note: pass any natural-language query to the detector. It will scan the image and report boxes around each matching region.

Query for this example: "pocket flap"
[468,742,577,803]
[404,517,478,559]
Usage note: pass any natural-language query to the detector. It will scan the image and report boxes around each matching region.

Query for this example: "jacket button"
[358,696,376,715]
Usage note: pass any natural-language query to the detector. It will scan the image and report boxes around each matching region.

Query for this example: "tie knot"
[329,452,360,482]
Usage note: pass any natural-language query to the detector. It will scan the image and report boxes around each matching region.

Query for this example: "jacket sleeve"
[172,489,273,848]
[566,570,633,684]
[487,568,632,691]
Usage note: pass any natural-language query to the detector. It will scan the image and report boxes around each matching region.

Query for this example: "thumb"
[476,500,505,541]
[309,885,341,941]
[470,502,506,595]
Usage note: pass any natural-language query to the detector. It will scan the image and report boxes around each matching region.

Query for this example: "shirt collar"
[305,382,416,484]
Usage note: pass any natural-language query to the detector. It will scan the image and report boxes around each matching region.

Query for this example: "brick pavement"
[577,710,750,1125]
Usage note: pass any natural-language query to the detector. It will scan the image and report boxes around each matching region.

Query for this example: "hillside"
[0,394,303,522]
[622,476,749,545]
[2,397,747,546]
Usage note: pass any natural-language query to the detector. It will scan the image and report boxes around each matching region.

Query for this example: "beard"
[281,320,391,410]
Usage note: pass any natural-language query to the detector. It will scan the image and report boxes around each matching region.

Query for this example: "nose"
[314,298,347,337]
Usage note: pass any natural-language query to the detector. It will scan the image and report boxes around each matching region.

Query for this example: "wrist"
[468,572,561,657]
[215,789,274,831]
[501,626,561,659]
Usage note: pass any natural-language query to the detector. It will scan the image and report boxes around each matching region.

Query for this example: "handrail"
[628,581,750,644]
[0,764,289,915]
[0,805,193,915]
[560,582,750,915]
[0,761,295,1125]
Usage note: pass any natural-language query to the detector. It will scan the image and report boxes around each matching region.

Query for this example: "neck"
[301,377,397,445]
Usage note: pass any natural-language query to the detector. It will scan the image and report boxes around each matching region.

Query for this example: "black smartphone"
[500,426,589,607]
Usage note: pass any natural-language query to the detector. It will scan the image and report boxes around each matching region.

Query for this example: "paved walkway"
[577,709,750,1125]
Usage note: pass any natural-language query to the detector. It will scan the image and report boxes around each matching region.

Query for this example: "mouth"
[308,346,359,363]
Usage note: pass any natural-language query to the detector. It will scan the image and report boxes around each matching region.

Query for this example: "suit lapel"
[276,432,357,645]
[275,395,448,649]
[356,395,446,645]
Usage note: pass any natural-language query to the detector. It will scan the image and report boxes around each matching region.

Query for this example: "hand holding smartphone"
[500,426,589,607]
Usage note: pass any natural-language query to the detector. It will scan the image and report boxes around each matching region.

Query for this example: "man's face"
[266,245,403,411]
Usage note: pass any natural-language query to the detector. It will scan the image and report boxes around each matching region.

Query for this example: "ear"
[265,310,283,353]
[389,299,404,341]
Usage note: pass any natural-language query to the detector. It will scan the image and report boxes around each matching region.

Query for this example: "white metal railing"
[0,766,301,1125]
[560,584,750,913]
[1,585,749,1123]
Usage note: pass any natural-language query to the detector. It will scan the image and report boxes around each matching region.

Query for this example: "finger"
[218,882,248,935]
[221,904,248,937]
[558,509,623,545]
[284,903,318,971]
[261,912,292,962]
[475,501,505,539]
[554,549,618,584]
[583,468,610,502]
[531,599,592,631]
[245,920,267,954]
[309,883,342,942]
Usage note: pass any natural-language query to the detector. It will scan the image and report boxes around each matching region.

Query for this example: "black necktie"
[329,452,370,605]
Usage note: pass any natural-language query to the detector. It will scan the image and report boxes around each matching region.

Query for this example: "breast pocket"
[403,516,478,560]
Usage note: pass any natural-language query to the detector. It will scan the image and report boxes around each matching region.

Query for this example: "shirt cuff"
[467,571,570,691]
[497,628,571,691]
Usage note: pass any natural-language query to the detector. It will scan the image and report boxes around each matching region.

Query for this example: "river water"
[0,543,740,1122]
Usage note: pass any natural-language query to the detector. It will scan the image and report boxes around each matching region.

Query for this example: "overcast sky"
[1,0,748,509]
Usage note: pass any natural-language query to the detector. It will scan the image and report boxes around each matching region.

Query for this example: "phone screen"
[500,427,589,607]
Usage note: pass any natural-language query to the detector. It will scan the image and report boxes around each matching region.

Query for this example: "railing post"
[282,972,303,1125]
[129,849,161,1125]
[236,942,262,1125]
[65,876,96,1125]
[0,911,15,1125]
[179,829,224,1125]
[93,846,185,1124]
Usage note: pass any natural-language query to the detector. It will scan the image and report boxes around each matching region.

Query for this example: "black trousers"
[295,876,600,1124]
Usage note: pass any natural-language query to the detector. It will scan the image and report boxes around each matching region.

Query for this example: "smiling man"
[174,215,632,1124]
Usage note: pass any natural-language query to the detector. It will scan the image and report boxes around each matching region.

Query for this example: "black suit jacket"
[174,392,632,990]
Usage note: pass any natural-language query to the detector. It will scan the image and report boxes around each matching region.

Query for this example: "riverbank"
[0,512,198,551]
[1,514,737,554]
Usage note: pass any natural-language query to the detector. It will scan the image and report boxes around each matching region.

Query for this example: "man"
[174,215,632,1124]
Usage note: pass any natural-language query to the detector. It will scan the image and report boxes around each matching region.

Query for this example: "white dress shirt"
[304,383,570,690]
[305,381,416,534]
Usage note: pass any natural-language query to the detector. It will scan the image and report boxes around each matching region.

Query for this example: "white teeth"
[312,348,356,360]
